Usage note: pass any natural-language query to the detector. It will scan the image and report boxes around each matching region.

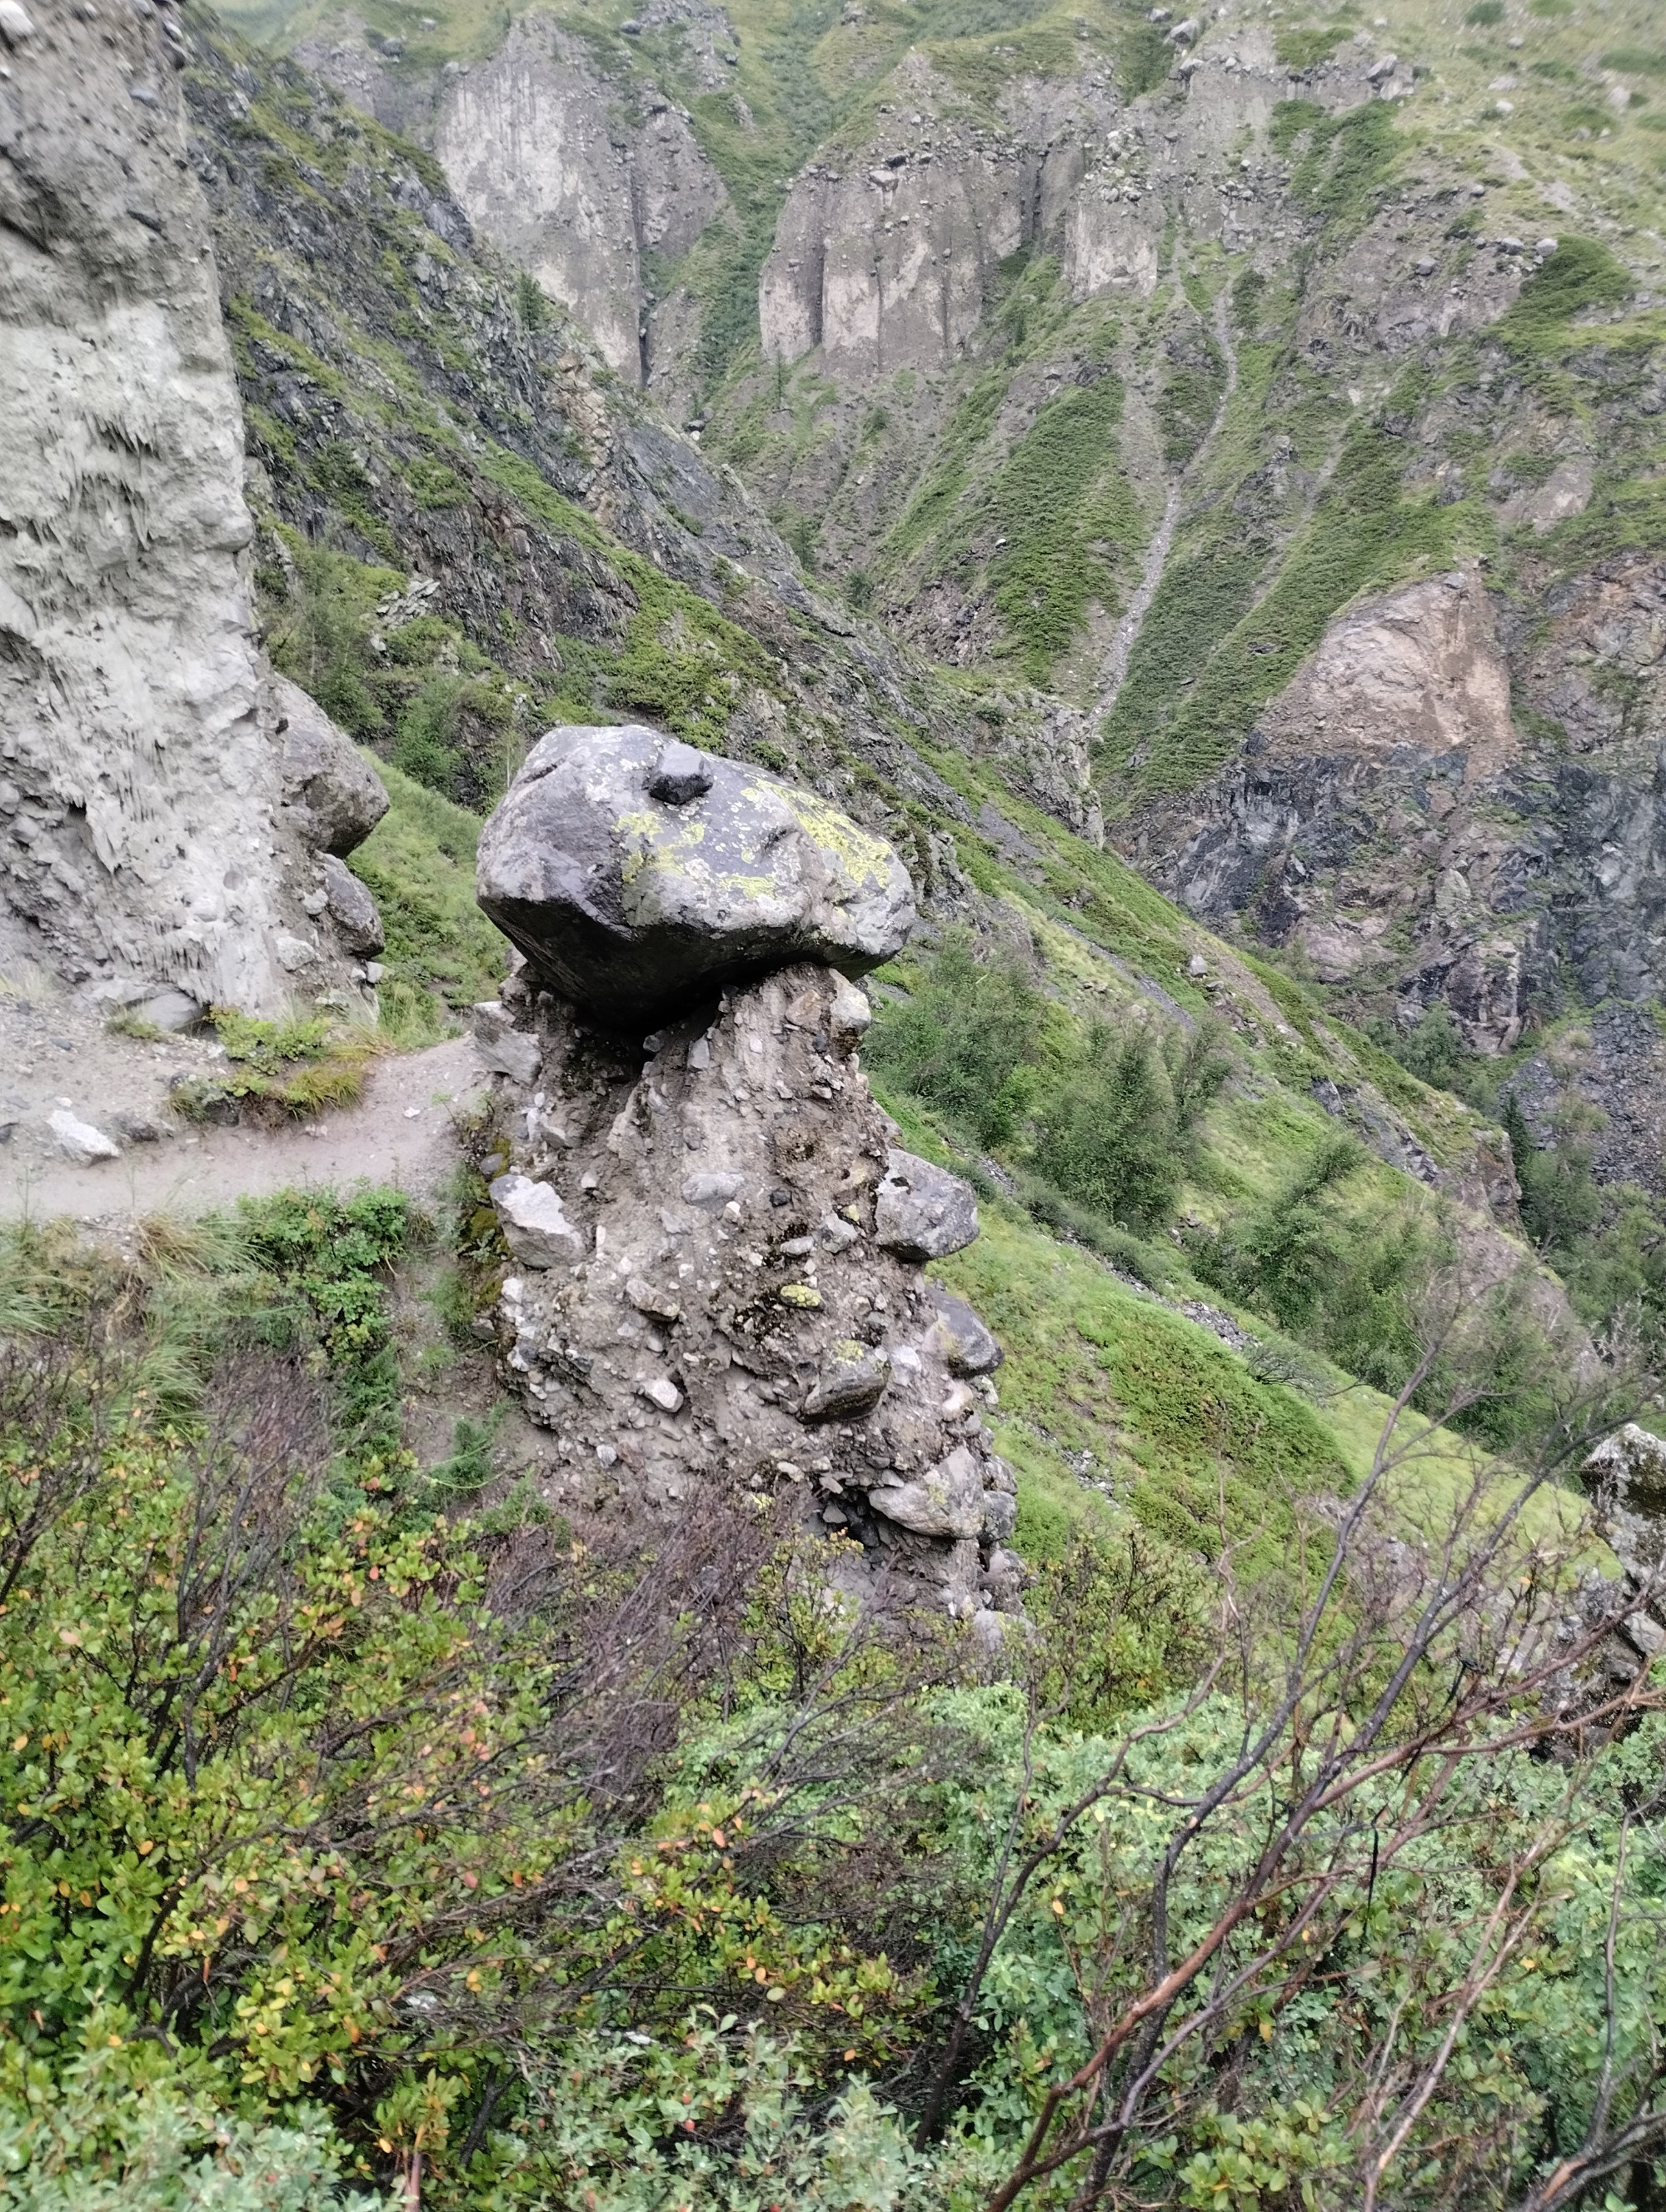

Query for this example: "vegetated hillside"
[9,9,1666,2206]
[212,0,1666,1211]
[182,11,1615,1533]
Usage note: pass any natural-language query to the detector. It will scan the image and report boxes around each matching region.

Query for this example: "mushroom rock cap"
[476,724,916,1024]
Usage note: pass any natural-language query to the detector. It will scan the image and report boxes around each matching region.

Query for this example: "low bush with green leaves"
[2,1193,1666,2205]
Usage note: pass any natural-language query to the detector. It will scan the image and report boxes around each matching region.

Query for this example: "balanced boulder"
[475,724,915,1026]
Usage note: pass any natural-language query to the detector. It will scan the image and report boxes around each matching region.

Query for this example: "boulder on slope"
[269,675,390,856]
[475,724,915,1025]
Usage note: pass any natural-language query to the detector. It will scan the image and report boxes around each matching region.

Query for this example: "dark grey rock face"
[476,724,916,1027]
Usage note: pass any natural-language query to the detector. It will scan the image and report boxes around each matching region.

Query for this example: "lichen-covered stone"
[801,1340,891,1422]
[925,1285,1004,1376]
[476,724,915,1026]
[869,1446,985,1539]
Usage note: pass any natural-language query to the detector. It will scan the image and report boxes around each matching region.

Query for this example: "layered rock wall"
[433,18,726,386]
[297,12,730,393]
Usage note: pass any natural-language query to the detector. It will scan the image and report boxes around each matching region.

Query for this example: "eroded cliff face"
[435,18,726,388]
[1129,560,1666,1179]
[295,10,730,395]
[0,0,374,1009]
[760,58,1115,387]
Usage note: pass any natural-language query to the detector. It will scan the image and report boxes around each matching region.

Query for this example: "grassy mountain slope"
[180,12,1607,1586]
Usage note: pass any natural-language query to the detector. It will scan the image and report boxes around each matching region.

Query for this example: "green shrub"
[1034,1020,1229,1238]
[1187,1133,1365,1330]
[865,933,1042,1147]
[1504,1092,1605,1255]
[513,270,549,330]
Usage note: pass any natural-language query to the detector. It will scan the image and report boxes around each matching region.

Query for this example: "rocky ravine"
[0,0,388,1016]
[471,722,1020,1624]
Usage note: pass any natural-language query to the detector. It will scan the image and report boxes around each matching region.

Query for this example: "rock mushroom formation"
[476,723,916,1027]
[474,727,1018,1619]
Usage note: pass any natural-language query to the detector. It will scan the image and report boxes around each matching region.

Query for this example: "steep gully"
[1095,280,1240,730]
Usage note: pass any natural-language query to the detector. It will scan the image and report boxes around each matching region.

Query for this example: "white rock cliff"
[0,0,379,1009]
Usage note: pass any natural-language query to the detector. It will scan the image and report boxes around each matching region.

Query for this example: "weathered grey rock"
[985,1546,1028,1611]
[274,934,320,974]
[490,1173,584,1267]
[646,740,714,805]
[874,1150,980,1262]
[828,977,873,1048]
[925,1284,1003,1375]
[983,1490,1018,1543]
[136,988,202,1034]
[683,1168,746,1207]
[473,1001,542,1084]
[110,1108,173,1143]
[869,1445,985,1538]
[0,9,372,1013]
[270,676,389,856]
[426,15,731,389]
[476,724,915,1026]
[48,1109,119,1163]
[472,960,1016,1612]
[321,854,385,955]
[1584,1424,1666,1516]
[801,1340,891,1422]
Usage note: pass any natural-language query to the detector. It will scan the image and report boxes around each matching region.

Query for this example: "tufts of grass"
[170,1011,385,1125]
[346,758,508,1043]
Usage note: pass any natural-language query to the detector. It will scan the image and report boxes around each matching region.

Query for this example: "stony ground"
[0,964,481,1226]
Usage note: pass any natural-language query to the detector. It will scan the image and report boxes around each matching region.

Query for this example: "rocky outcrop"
[476,724,915,1025]
[435,18,726,387]
[478,957,1015,1614]
[1126,561,1666,1102]
[1576,1424,1666,1689]
[271,675,389,857]
[0,0,381,1011]
[297,12,730,394]
[474,731,1013,1613]
[760,59,1119,383]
